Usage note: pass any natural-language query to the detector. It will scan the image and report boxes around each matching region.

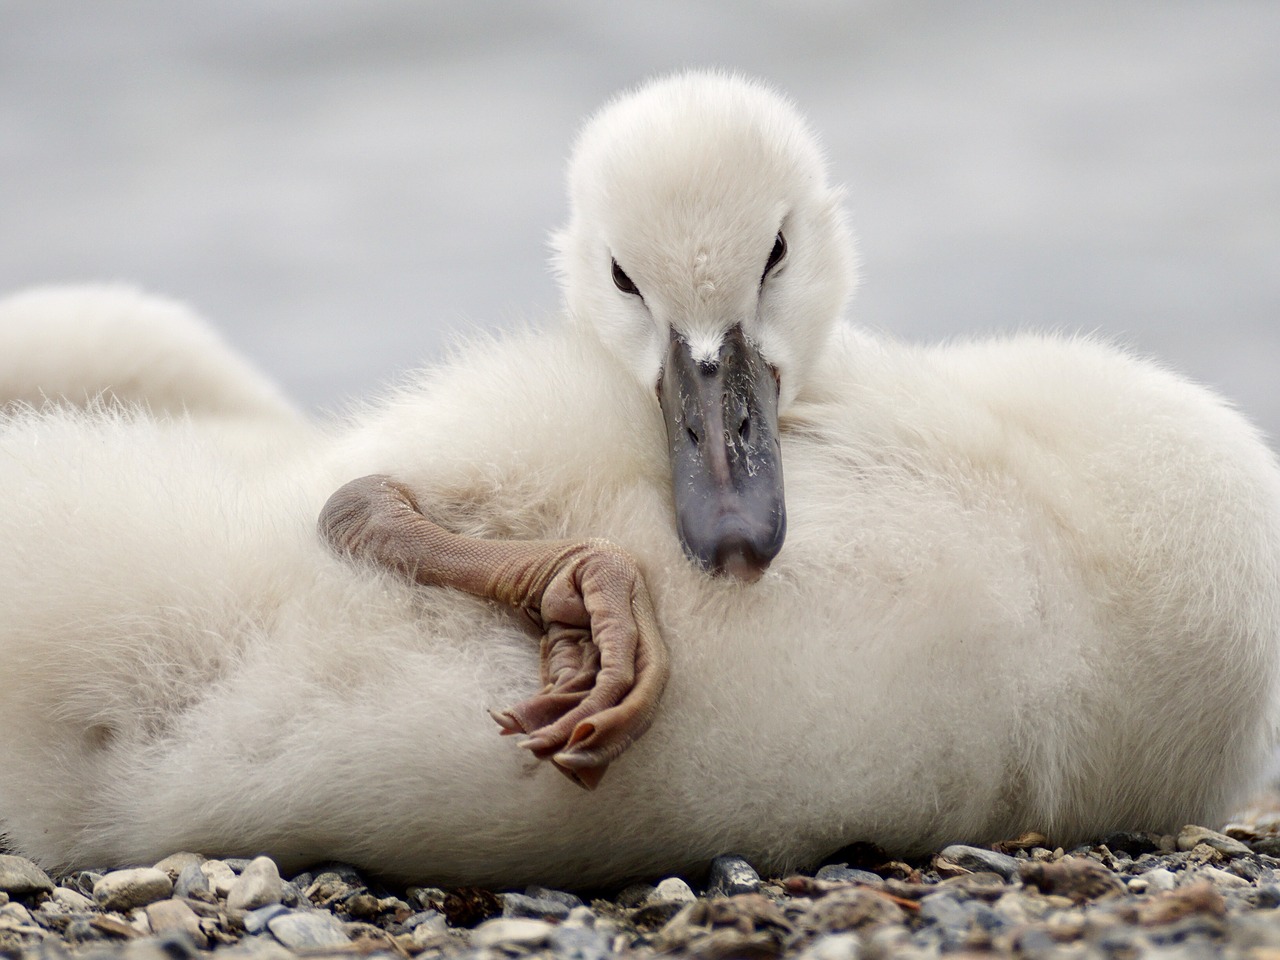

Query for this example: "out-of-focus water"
[3,2,1278,437]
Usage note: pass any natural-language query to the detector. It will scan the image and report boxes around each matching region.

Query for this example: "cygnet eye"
[762,232,787,282]
[612,259,641,296]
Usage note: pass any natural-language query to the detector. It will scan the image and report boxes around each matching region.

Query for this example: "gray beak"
[657,324,786,581]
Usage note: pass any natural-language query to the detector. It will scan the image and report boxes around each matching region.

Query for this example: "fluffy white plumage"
[1,72,1279,888]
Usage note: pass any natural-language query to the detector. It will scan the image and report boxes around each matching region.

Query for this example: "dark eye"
[612,259,640,296]
[763,231,787,281]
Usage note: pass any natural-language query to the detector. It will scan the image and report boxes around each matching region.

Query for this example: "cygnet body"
[1,72,1278,889]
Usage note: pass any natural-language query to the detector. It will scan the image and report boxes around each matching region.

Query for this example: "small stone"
[402,909,446,933]
[471,916,553,949]
[1177,825,1252,857]
[1138,868,1177,893]
[563,905,598,927]
[144,898,208,949]
[198,859,236,898]
[1195,865,1253,889]
[222,858,252,873]
[936,844,1020,882]
[796,931,863,960]
[242,902,291,935]
[917,891,970,928]
[502,891,570,920]
[267,910,350,949]
[0,901,34,925]
[707,854,761,896]
[1019,856,1126,903]
[52,886,95,911]
[815,864,883,885]
[525,885,584,911]
[92,868,173,912]
[226,855,284,912]
[1135,880,1226,926]
[0,855,55,897]
[1250,837,1280,858]
[152,853,205,882]
[173,863,212,902]
[648,877,697,904]
[548,923,612,960]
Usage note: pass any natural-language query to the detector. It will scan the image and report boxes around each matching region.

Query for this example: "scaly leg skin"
[317,474,670,789]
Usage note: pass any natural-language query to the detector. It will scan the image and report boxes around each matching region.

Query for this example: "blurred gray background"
[3,2,1278,437]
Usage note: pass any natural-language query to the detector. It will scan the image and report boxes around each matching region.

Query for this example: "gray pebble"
[503,891,571,920]
[1137,867,1177,892]
[92,867,173,912]
[199,859,237,898]
[1178,825,1253,857]
[266,909,350,949]
[471,916,553,949]
[222,858,253,873]
[144,898,208,949]
[151,852,205,881]
[241,902,292,935]
[549,922,613,960]
[51,887,95,912]
[401,909,446,933]
[707,854,761,896]
[917,890,970,928]
[525,885,584,911]
[0,854,54,897]
[173,862,212,901]
[815,864,882,885]
[1255,885,1280,909]
[226,855,285,912]
[937,844,1020,881]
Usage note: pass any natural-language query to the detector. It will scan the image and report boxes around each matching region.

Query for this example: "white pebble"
[93,868,173,912]
[471,917,553,949]
[648,877,696,904]
[226,856,284,911]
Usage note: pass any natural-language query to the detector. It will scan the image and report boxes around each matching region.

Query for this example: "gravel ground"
[5,796,1280,959]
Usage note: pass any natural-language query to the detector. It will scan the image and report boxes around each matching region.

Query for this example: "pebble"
[51,886,95,911]
[471,916,554,949]
[503,891,572,920]
[936,843,1021,881]
[815,863,883,885]
[549,922,613,960]
[240,901,291,935]
[225,855,284,911]
[265,909,350,949]
[705,854,762,897]
[1178,824,1253,857]
[92,867,173,912]
[198,859,237,898]
[143,898,207,948]
[0,855,55,897]
[151,852,205,881]
[649,876,697,904]
[1129,867,1178,893]
[172,862,212,901]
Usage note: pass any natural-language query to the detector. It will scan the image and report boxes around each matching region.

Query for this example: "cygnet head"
[552,71,857,580]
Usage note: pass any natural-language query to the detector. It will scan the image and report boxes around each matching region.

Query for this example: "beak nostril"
[686,427,700,448]
[738,418,751,443]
